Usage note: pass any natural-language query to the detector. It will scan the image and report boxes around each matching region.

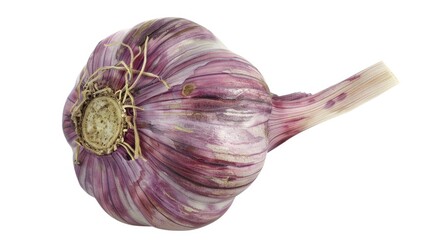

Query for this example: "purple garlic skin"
[63,18,272,229]
[63,18,397,230]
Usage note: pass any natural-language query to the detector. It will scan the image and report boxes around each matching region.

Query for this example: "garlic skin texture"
[63,18,272,230]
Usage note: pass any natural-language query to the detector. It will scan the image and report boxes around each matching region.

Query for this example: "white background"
[1,0,428,239]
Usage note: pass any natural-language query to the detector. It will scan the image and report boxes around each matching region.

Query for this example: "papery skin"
[63,18,272,229]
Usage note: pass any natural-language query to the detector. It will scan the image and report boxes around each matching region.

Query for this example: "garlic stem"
[268,62,398,151]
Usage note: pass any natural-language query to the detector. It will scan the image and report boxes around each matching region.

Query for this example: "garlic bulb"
[63,18,397,230]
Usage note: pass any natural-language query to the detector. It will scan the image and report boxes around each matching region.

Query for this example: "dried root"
[71,37,169,163]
